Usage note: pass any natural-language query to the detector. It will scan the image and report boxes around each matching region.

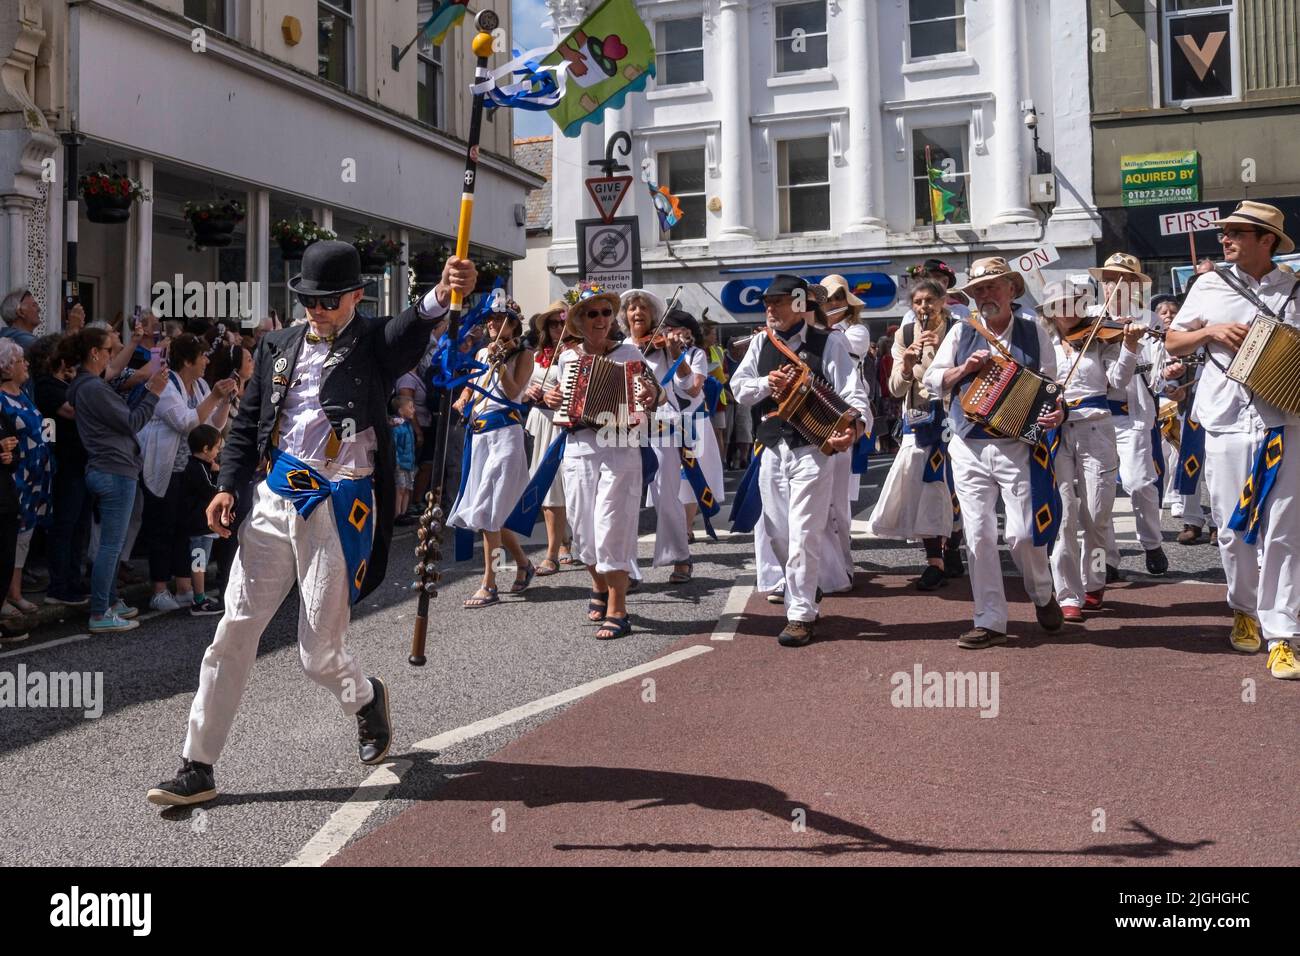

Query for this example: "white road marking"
[287,643,715,866]
[284,759,411,868]
[710,574,755,642]
[0,632,90,660]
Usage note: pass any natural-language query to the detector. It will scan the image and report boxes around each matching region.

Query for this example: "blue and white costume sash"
[1228,426,1285,546]
[729,444,764,535]
[452,406,526,562]
[903,399,948,484]
[1174,409,1206,497]
[266,449,374,605]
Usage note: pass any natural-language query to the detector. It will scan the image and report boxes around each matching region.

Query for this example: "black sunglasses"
[297,292,344,310]
[585,307,614,319]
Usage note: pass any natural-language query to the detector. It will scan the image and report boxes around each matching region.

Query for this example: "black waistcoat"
[753,325,830,449]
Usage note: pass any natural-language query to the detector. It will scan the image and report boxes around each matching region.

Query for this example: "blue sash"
[1151,421,1166,507]
[729,444,765,534]
[452,407,525,561]
[903,399,948,483]
[702,376,723,415]
[679,446,719,540]
[266,449,374,605]
[1228,427,1285,546]
[1108,399,1129,417]
[851,433,873,474]
[1029,428,1063,548]
[1175,411,1206,495]
[1067,395,1110,412]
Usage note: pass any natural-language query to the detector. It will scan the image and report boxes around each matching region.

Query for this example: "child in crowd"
[180,424,224,617]
[392,395,418,525]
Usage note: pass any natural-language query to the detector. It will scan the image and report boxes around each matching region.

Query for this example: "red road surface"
[333,573,1297,866]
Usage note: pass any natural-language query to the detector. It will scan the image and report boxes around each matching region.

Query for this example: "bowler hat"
[664,308,703,344]
[288,240,366,296]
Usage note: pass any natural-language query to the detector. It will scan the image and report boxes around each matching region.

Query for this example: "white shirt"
[1050,333,1137,421]
[674,346,709,416]
[832,320,873,361]
[923,310,1057,401]
[730,321,871,424]
[555,340,647,457]
[1171,264,1300,431]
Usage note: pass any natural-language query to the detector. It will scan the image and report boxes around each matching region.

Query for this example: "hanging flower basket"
[474,258,511,293]
[272,219,335,261]
[79,167,148,225]
[410,249,443,283]
[184,198,245,249]
[353,227,404,275]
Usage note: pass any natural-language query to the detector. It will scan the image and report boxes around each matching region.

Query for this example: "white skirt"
[678,418,726,506]
[525,405,565,508]
[865,434,954,541]
[449,424,530,534]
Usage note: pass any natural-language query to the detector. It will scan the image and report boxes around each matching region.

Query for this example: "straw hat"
[1212,200,1294,254]
[1088,252,1151,284]
[565,284,622,325]
[1035,281,1092,323]
[959,257,1026,299]
[820,274,865,309]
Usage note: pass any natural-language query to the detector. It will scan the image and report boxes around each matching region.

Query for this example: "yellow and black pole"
[410,8,499,667]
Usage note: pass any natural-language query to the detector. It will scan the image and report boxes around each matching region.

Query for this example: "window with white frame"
[659,149,707,241]
[655,18,704,86]
[416,3,444,129]
[777,137,830,234]
[908,0,966,59]
[1163,0,1237,105]
[318,0,355,90]
[184,0,230,34]
[774,1,828,74]
[911,126,970,227]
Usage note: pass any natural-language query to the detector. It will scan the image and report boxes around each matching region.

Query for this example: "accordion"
[764,328,861,455]
[960,355,1061,445]
[554,353,655,429]
[1226,315,1300,416]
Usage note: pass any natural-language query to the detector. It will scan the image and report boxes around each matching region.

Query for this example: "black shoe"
[815,587,824,603]
[357,677,392,765]
[778,620,814,647]
[190,596,224,617]
[146,759,217,807]
[917,565,948,591]
[1036,596,1065,633]
[957,627,1007,650]
[1105,564,1125,584]
[1145,547,1168,576]
[943,547,965,579]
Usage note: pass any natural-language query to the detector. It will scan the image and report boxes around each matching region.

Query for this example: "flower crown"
[563,282,609,306]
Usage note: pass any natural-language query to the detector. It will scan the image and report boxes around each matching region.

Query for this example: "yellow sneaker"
[1229,611,1261,653]
[1266,641,1300,680]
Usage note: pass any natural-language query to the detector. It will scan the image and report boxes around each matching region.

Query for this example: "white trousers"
[1205,425,1300,640]
[1164,437,1210,527]
[1052,417,1119,607]
[1108,424,1163,561]
[757,441,834,622]
[828,448,857,580]
[183,481,374,765]
[563,446,641,575]
[648,443,689,567]
[949,436,1055,633]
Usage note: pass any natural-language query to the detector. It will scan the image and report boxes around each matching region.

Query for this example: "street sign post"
[585,176,633,223]
[577,216,642,295]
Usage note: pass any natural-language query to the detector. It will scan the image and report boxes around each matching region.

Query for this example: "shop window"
[908,0,966,59]
[659,149,707,241]
[777,137,830,235]
[318,0,355,90]
[912,126,971,227]
[184,0,230,34]
[1163,0,1238,105]
[656,18,705,86]
[774,1,828,74]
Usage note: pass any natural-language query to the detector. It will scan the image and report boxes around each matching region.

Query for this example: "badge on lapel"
[274,356,289,374]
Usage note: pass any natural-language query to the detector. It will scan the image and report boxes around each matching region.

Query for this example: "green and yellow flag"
[929,167,960,224]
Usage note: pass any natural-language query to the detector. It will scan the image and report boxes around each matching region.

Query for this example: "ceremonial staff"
[410,8,499,667]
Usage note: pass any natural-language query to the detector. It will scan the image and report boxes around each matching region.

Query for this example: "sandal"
[669,560,693,584]
[558,549,576,566]
[627,577,641,594]
[463,586,499,609]
[510,562,537,594]
[595,615,632,641]
[534,558,560,577]
[587,590,609,622]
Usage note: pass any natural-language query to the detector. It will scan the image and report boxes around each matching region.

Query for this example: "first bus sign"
[1121,150,1200,207]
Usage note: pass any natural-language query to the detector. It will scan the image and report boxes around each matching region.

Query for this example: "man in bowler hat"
[147,241,476,806]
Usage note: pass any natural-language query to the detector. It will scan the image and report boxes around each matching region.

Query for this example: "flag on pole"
[419,0,469,48]
[928,166,960,224]
[641,158,683,233]
[473,0,655,136]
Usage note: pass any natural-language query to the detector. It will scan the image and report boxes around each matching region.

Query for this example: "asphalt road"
[0,457,1244,866]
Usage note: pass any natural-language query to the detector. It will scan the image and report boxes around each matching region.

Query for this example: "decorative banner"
[929,166,959,224]
[541,0,655,137]
[722,273,898,314]
[419,0,469,47]
[640,158,683,233]
[1122,150,1200,207]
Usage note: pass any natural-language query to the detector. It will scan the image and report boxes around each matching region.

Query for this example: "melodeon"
[1226,315,1300,416]
[554,353,655,429]
[763,328,861,455]
[960,355,1062,445]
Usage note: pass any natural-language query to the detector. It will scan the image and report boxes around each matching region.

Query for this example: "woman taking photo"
[865,280,961,590]
[449,306,536,608]
[521,301,574,575]
[138,333,237,614]
[0,340,53,618]
[544,287,664,640]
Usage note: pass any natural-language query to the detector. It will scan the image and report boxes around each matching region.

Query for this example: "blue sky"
[511,0,556,138]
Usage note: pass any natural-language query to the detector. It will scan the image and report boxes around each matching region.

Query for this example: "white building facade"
[1,0,541,329]
[544,0,1099,332]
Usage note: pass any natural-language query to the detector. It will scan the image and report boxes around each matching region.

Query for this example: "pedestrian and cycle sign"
[577,216,642,294]
[585,176,633,224]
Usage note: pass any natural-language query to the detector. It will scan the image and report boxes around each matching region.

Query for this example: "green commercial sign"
[1121,150,1200,207]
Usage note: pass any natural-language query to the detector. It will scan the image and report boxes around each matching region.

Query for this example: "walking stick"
[410,8,499,667]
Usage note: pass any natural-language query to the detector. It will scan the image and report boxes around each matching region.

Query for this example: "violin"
[1063,318,1165,345]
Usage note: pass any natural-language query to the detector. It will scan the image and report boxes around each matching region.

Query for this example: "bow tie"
[305,331,336,345]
